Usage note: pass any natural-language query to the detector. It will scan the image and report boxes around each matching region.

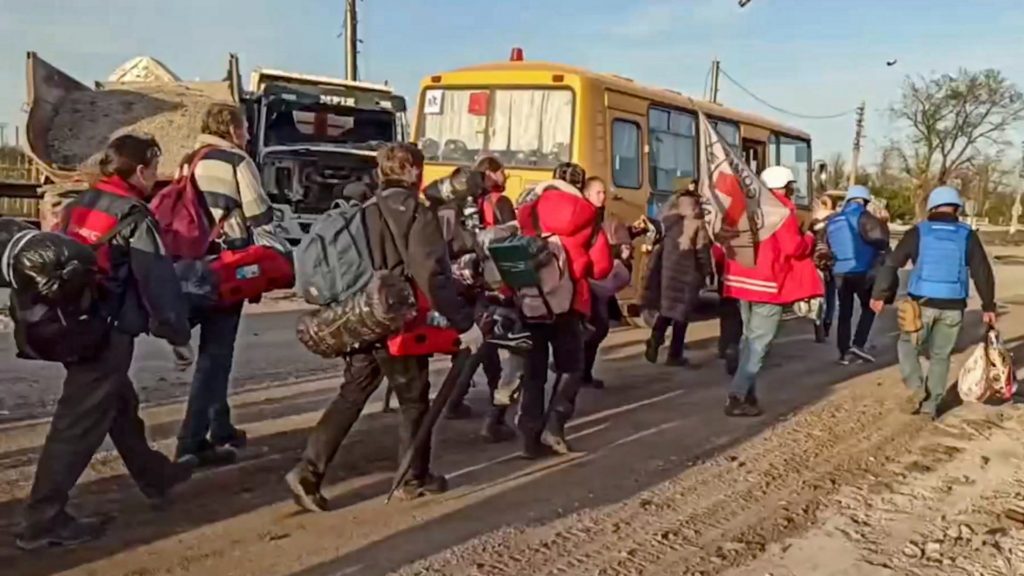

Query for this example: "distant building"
[107,56,180,83]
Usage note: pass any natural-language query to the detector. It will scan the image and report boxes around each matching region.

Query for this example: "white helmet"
[760,166,796,190]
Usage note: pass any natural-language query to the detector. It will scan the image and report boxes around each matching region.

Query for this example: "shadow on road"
[0,308,999,576]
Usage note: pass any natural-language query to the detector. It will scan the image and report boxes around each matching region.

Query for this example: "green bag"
[486,235,553,290]
[487,235,573,321]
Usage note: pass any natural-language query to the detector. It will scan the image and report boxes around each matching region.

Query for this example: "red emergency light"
[510,47,524,62]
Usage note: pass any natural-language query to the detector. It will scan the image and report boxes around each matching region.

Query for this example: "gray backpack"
[295,200,375,306]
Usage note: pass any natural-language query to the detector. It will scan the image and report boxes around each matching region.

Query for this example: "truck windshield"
[264,102,396,147]
[418,87,573,169]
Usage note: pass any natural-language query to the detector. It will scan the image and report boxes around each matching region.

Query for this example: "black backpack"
[3,211,146,364]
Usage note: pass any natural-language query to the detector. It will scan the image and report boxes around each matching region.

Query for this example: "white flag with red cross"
[696,111,791,267]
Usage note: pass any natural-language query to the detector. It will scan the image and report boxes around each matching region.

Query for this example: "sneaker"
[850,346,876,363]
[665,356,689,368]
[644,338,661,364]
[211,428,248,450]
[744,391,759,408]
[141,458,197,506]
[724,395,763,417]
[397,473,448,501]
[16,513,109,551]
[520,439,556,460]
[480,412,515,444]
[489,331,532,352]
[443,402,473,421]
[540,421,572,455]
[837,353,853,366]
[284,467,329,513]
[176,440,237,468]
[906,387,929,415]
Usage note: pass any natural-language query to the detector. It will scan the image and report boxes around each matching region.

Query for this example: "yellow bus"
[412,51,815,229]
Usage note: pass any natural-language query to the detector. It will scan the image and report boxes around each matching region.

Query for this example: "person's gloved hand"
[172,344,195,371]
[459,324,485,354]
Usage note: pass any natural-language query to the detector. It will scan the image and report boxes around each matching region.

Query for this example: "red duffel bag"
[387,290,461,357]
[209,245,295,306]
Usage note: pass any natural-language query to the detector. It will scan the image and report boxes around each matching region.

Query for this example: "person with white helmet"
[720,166,822,417]
[870,185,996,419]
[825,184,890,364]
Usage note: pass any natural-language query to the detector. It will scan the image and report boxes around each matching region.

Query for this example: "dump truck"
[15,52,408,243]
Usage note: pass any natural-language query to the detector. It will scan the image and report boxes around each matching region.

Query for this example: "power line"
[718,67,858,120]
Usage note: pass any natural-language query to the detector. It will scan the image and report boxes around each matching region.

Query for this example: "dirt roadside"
[0,303,1019,576]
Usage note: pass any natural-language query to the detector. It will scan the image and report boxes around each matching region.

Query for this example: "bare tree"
[824,153,848,191]
[889,69,1024,218]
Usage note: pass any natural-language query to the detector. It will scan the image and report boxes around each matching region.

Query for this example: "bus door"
[606,106,647,306]
[742,138,767,174]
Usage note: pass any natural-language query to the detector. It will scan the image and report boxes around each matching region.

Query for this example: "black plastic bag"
[4,229,99,306]
[0,218,36,289]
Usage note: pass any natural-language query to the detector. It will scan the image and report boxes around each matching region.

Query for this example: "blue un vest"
[826,203,877,274]
[908,220,971,300]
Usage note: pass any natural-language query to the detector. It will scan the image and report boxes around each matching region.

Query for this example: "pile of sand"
[46,82,233,180]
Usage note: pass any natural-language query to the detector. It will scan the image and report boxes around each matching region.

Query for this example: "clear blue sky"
[2,0,1023,163]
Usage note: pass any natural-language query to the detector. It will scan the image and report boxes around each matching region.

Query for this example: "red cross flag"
[696,111,790,268]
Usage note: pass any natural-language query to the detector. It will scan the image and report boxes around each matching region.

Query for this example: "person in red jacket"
[515,162,613,457]
[475,156,517,227]
[721,166,821,417]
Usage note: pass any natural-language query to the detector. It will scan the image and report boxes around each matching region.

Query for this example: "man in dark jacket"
[286,144,480,512]
[19,135,193,550]
[826,185,890,365]
[871,186,996,419]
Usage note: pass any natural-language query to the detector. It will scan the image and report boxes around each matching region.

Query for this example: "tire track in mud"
[396,380,930,576]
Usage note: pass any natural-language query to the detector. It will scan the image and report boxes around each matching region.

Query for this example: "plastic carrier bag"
[958,328,1017,403]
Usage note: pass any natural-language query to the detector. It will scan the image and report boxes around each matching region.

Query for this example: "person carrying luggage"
[171,103,288,466]
[870,186,996,419]
[15,135,194,550]
[512,163,613,457]
[286,143,481,512]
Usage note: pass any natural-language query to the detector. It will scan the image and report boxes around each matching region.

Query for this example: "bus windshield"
[418,87,573,168]
[772,135,812,208]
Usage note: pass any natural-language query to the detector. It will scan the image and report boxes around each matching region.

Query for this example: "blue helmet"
[845,185,872,203]
[926,186,964,211]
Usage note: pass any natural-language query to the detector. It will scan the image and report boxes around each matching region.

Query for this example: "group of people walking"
[9,105,999,550]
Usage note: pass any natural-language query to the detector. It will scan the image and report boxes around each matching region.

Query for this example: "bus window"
[710,119,740,153]
[774,135,812,207]
[419,88,573,168]
[612,119,641,189]
[648,107,696,192]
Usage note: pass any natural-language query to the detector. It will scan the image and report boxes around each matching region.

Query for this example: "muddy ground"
[0,298,1022,576]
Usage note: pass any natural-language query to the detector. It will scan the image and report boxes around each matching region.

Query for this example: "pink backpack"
[150,147,215,260]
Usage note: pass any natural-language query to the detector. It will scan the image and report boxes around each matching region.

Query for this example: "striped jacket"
[188,135,280,249]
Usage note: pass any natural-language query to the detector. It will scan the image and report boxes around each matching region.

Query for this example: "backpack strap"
[93,207,150,248]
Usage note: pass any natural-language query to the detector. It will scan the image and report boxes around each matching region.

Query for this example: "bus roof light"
[552,74,565,83]
[510,47,524,62]
[430,75,442,83]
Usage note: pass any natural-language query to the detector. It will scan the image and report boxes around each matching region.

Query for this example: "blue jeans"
[729,302,784,398]
[897,307,962,414]
[177,304,244,454]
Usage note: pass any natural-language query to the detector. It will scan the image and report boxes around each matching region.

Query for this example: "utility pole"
[710,59,721,104]
[0,122,7,147]
[344,0,358,81]
[848,101,866,187]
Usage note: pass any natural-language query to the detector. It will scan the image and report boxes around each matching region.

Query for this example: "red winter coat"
[722,191,822,305]
[517,180,613,317]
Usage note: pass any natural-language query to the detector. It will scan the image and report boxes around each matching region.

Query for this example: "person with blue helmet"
[871,185,996,419]
[824,185,890,364]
